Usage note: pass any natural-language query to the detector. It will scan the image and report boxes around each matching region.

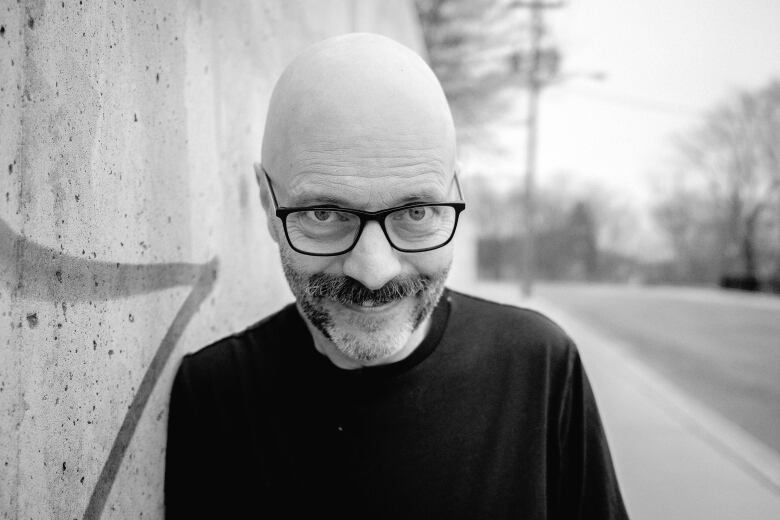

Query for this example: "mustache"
[304,274,435,306]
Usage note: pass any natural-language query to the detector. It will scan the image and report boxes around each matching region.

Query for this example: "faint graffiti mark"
[1,219,211,301]
[0,219,219,519]
[82,259,217,520]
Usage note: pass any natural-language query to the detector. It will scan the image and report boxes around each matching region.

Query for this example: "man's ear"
[254,162,280,244]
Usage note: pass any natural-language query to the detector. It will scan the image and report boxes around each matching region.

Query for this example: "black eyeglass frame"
[262,167,466,256]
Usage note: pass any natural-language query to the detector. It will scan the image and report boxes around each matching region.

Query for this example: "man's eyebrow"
[395,192,441,204]
[288,194,353,207]
[292,192,445,209]
[289,186,447,207]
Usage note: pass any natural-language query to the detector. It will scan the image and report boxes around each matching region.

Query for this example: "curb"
[531,297,780,496]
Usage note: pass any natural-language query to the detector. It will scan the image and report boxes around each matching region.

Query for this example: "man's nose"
[342,221,403,290]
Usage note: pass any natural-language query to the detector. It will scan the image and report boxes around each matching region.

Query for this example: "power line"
[560,86,705,118]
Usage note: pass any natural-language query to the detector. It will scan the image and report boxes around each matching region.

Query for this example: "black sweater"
[165,289,628,519]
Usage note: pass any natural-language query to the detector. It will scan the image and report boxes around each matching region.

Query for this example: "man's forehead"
[284,169,451,208]
[271,94,455,173]
[270,129,454,206]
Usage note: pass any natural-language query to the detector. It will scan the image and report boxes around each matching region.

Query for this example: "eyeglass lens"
[285,205,457,254]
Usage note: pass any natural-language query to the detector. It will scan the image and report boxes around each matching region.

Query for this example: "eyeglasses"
[262,166,466,256]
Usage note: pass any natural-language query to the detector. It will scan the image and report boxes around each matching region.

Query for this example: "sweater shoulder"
[176,303,297,382]
[445,289,577,363]
[447,289,571,340]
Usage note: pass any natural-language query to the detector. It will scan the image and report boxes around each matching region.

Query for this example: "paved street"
[533,282,780,456]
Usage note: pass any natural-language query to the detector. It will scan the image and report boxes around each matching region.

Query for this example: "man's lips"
[333,297,406,313]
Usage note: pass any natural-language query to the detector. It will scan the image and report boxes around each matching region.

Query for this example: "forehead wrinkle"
[287,171,445,193]
[286,134,450,161]
[287,172,449,209]
[287,176,363,199]
[296,132,446,151]
[286,143,449,177]
[287,157,448,179]
[292,144,447,160]
[277,103,454,165]
[374,179,449,206]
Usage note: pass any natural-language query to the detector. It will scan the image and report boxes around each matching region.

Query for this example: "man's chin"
[321,296,418,362]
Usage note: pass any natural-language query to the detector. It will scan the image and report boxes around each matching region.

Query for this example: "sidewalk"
[449,280,780,520]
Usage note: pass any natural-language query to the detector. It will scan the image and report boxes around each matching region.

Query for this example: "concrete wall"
[0,1,425,518]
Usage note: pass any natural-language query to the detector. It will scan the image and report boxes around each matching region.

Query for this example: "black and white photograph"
[1,1,779,518]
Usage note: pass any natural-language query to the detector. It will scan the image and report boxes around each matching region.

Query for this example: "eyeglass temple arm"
[454,171,465,202]
[261,166,280,210]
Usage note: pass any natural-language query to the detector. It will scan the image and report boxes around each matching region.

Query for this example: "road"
[533,282,780,455]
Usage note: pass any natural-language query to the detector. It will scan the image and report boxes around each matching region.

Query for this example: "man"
[165,33,628,519]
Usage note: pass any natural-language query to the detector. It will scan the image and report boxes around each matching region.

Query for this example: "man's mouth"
[339,297,406,313]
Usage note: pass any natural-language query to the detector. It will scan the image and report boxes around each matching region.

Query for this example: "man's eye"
[305,210,351,223]
[313,210,334,222]
[406,207,428,221]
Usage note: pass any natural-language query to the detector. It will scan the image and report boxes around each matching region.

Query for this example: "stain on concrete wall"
[0,1,425,518]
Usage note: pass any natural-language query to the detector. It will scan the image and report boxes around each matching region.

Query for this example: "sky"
[463,0,780,252]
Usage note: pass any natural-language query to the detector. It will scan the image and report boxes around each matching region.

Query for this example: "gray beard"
[281,252,449,363]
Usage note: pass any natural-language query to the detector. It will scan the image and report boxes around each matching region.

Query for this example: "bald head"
[258,35,460,368]
[261,33,456,188]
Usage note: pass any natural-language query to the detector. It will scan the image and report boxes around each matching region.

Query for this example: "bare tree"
[653,187,722,283]
[662,80,780,284]
[415,0,561,143]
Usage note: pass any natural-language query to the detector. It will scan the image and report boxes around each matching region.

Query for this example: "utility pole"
[515,1,563,297]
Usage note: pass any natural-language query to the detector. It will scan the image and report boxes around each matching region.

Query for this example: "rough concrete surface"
[0,1,425,518]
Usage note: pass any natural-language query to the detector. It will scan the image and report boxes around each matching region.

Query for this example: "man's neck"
[297,305,432,370]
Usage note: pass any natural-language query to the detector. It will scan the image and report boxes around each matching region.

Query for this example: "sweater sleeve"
[552,343,630,519]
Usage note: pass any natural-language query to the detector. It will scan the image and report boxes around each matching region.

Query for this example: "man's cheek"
[405,247,453,274]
